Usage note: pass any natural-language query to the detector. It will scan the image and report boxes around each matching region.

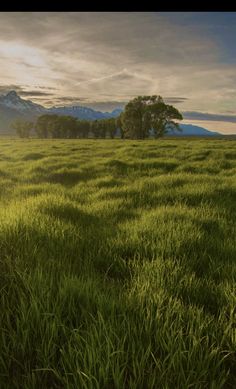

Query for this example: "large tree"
[121,95,182,139]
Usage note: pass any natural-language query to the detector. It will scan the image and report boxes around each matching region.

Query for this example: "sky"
[0,12,236,134]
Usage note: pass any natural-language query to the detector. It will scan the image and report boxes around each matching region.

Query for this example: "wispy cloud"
[75,69,130,86]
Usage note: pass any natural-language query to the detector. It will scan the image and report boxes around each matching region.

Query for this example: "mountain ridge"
[171,124,221,137]
[0,91,222,136]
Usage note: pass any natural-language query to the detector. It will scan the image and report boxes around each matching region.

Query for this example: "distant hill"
[0,91,222,137]
[170,124,221,137]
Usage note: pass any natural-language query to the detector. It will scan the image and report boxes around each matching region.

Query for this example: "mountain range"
[0,91,222,137]
[0,91,122,133]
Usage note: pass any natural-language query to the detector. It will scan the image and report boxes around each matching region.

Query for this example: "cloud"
[0,13,219,65]
[34,86,59,90]
[75,69,131,86]
[84,98,187,112]
[82,101,126,112]
[42,100,56,105]
[0,12,235,133]
[183,111,236,123]
[0,84,23,94]
[164,97,188,104]
[19,90,53,97]
[55,96,88,102]
[0,13,220,93]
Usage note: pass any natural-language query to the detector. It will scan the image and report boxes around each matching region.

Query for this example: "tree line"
[12,95,183,139]
[12,116,117,139]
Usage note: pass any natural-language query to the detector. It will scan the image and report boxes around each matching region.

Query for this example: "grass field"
[0,138,236,388]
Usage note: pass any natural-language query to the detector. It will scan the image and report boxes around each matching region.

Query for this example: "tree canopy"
[120,95,183,139]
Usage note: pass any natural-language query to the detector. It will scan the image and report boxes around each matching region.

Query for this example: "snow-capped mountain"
[0,91,45,113]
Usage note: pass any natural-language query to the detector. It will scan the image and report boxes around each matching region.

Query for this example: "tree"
[121,95,182,139]
[77,120,90,138]
[90,120,101,138]
[12,119,33,138]
[98,119,107,138]
[116,115,124,139]
[106,118,117,139]
[61,116,78,138]
[91,118,117,139]
[47,115,63,138]
[35,114,56,138]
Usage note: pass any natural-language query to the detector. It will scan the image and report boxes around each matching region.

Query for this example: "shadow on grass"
[0,169,10,177]
[169,214,235,316]
[96,179,124,189]
[38,202,138,281]
[106,159,129,174]
[224,151,236,160]
[22,153,45,161]
[42,203,99,226]
[130,160,179,172]
[106,159,178,175]
[182,186,236,215]
[186,150,211,161]
[42,169,97,187]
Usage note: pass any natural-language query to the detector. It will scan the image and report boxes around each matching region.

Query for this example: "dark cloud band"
[183,111,236,123]
[19,91,53,97]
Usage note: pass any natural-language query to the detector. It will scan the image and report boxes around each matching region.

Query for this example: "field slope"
[0,138,236,388]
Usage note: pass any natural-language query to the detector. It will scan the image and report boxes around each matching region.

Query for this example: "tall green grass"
[0,138,236,388]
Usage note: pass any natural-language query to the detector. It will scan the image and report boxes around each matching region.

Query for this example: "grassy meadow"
[0,137,236,388]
